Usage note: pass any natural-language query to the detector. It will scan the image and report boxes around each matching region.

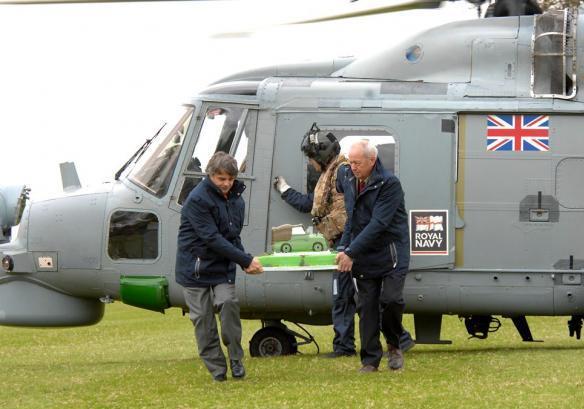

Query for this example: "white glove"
[273,176,291,194]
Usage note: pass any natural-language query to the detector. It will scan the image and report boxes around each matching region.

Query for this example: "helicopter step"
[413,314,452,344]
[249,320,319,357]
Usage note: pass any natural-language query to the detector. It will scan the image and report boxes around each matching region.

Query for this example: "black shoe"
[213,373,227,382]
[230,360,245,379]
[324,351,356,358]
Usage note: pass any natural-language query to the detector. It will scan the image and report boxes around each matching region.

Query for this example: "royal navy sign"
[409,210,448,256]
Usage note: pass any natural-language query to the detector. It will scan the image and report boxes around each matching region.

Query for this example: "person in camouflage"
[274,124,415,357]
[273,124,356,357]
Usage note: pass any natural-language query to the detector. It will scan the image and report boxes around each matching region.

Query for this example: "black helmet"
[300,123,340,168]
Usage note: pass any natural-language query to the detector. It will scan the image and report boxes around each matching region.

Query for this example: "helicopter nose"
[0,185,29,243]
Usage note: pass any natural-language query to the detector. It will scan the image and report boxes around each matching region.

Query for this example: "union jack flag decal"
[487,114,550,152]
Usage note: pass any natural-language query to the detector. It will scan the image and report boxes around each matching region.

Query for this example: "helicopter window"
[405,45,423,63]
[107,211,159,260]
[177,107,256,206]
[532,9,577,99]
[128,106,194,197]
[339,134,396,173]
[302,130,395,194]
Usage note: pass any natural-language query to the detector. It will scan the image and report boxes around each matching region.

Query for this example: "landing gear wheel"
[249,327,296,357]
[281,243,292,253]
[312,242,324,251]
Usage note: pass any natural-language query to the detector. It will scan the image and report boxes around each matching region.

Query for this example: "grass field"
[2,303,584,409]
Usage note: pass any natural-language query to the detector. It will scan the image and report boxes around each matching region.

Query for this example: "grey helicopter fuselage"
[1,9,583,346]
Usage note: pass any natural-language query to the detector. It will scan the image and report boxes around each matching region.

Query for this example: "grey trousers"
[183,283,244,377]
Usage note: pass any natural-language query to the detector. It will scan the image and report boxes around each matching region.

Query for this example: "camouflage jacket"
[311,155,348,243]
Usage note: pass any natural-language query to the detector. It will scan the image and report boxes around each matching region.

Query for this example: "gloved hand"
[273,176,291,194]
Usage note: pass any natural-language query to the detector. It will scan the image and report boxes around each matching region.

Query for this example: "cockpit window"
[128,106,194,197]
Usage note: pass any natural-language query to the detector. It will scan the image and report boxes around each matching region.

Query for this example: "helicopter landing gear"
[249,320,319,357]
[249,327,295,357]
[462,315,542,342]
[568,315,584,339]
[510,315,541,342]
[462,315,502,339]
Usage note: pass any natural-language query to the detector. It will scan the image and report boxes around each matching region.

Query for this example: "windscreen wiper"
[114,122,167,181]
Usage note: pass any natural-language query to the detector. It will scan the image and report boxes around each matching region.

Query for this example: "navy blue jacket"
[281,189,313,213]
[175,177,253,288]
[336,159,410,278]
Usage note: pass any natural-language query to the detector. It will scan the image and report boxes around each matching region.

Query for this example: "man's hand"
[273,176,291,194]
[245,257,264,275]
[336,251,353,272]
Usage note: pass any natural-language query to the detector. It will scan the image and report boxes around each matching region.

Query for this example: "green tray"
[258,251,337,268]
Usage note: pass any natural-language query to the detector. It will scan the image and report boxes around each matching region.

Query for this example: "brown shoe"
[388,346,404,371]
[359,364,378,373]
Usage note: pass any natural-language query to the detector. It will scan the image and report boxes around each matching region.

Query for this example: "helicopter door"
[271,114,457,271]
[171,104,258,226]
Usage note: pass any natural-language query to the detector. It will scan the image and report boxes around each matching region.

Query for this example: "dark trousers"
[332,271,356,354]
[356,274,406,367]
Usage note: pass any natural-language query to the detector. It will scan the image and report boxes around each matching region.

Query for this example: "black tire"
[280,243,292,253]
[249,327,295,357]
[312,242,324,251]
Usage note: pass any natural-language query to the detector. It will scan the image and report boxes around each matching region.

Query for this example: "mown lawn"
[1,303,584,409]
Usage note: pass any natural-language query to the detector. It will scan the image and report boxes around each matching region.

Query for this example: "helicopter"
[2,0,584,356]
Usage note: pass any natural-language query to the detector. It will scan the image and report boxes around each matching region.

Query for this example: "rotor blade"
[211,0,445,39]
[290,0,444,24]
[0,0,213,4]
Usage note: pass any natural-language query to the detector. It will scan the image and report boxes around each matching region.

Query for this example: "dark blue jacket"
[336,159,410,278]
[281,189,313,213]
[175,177,253,288]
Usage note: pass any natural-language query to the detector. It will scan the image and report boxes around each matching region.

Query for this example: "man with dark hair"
[336,140,410,372]
[176,151,263,382]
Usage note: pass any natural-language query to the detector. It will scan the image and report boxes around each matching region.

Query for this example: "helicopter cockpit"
[127,105,194,198]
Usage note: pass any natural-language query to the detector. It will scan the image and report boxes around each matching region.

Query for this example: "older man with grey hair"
[336,139,411,372]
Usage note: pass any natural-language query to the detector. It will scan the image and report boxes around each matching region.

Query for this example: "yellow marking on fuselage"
[455,115,466,268]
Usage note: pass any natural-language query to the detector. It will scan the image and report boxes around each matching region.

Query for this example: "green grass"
[2,304,584,408]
